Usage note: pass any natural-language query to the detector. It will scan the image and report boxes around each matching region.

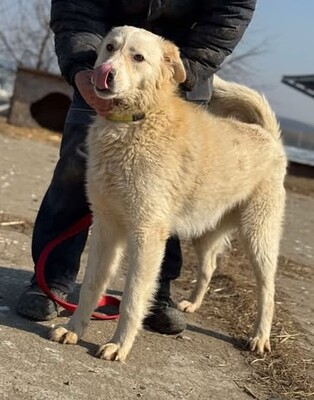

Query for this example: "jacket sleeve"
[50,0,110,86]
[180,0,257,91]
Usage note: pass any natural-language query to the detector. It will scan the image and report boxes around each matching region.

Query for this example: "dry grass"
[0,212,34,236]
[0,116,61,146]
[285,174,314,197]
[179,241,314,400]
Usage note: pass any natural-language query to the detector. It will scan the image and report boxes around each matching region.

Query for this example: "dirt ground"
[0,118,313,400]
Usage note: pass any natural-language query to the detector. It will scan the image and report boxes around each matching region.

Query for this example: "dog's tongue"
[92,63,112,90]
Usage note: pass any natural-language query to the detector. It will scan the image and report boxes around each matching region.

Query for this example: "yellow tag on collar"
[106,112,145,122]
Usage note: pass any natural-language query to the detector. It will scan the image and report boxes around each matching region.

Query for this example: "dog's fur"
[50,26,287,362]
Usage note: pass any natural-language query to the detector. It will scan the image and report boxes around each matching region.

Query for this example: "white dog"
[50,26,287,362]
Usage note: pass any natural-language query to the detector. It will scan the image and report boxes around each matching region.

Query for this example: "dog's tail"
[210,75,281,139]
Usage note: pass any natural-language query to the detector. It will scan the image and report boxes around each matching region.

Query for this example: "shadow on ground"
[0,265,239,357]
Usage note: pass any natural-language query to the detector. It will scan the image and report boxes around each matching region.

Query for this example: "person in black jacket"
[17,0,256,334]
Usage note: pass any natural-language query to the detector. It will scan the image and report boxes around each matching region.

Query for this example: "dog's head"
[92,26,186,110]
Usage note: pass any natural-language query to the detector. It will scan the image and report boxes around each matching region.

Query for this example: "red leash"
[35,214,120,320]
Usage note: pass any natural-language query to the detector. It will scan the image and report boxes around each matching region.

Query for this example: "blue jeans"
[31,91,182,296]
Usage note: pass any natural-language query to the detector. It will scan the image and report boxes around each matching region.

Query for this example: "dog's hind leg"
[240,182,285,354]
[49,215,126,345]
[96,227,168,362]
[178,217,235,314]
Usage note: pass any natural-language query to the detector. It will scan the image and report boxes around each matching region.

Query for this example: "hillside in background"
[279,117,314,135]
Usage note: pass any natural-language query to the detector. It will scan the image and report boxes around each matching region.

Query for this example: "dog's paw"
[248,336,271,355]
[49,326,79,345]
[96,342,126,362]
[177,300,199,313]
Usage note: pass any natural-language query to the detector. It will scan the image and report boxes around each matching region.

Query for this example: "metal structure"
[282,74,314,99]
[281,74,314,173]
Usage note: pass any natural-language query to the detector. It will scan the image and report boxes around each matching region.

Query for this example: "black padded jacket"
[50,0,256,91]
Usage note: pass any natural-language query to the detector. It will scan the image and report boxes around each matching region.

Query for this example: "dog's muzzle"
[92,63,115,91]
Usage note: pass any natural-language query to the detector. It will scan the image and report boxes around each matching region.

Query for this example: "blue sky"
[236,1,314,126]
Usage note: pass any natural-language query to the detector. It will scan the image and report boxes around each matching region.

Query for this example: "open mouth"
[94,87,117,99]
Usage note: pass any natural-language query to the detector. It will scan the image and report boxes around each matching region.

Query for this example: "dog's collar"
[106,112,145,123]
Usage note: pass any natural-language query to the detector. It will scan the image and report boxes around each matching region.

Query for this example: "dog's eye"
[133,54,145,62]
[106,43,114,52]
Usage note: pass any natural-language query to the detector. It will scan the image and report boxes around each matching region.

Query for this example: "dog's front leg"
[49,216,125,345]
[96,228,167,362]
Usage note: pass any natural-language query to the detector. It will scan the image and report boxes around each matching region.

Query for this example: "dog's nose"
[92,63,114,90]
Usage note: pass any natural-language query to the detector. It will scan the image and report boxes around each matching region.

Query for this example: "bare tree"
[219,37,270,87]
[0,0,58,73]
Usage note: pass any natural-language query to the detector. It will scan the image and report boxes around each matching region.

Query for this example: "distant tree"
[0,0,58,73]
[219,38,269,86]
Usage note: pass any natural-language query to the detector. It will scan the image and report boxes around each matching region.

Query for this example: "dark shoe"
[144,296,186,335]
[16,284,67,321]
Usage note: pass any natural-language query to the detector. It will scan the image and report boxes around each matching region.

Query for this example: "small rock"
[175,334,192,341]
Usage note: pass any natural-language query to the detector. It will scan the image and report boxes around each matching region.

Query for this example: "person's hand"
[74,70,113,116]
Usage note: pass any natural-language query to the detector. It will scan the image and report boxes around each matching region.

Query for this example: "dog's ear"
[162,40,186,83]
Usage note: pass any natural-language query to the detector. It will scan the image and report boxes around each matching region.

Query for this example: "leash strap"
[35,214,120,320]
